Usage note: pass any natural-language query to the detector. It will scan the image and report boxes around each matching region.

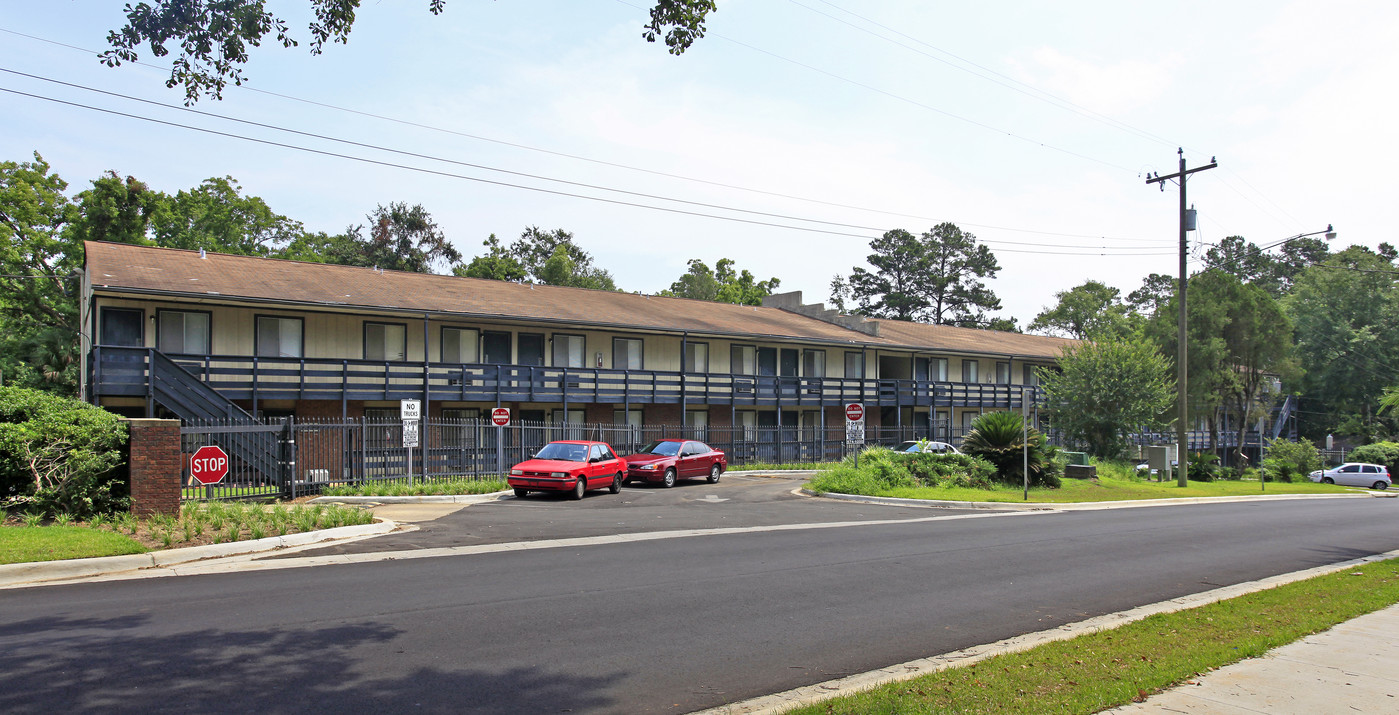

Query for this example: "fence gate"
[180,418,294,501]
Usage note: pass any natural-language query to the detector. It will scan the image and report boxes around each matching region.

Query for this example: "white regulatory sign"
[402,419,420,448]
[845,419,865,444]
[400,399,422,421]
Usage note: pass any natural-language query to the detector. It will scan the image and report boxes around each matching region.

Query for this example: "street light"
[1259,225,1336,252]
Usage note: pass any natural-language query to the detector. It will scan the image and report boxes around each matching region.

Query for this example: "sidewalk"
[1105,603,1399,714]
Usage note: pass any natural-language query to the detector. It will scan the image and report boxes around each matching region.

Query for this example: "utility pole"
[1146,149,1216,488]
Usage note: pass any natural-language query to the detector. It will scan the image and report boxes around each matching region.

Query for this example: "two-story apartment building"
[82,241,1077,443]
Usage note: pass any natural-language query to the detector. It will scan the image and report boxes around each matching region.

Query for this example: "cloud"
[1006,47,1183,115]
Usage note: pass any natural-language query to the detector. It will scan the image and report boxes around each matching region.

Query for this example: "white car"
[894,440,962,455]
[1308,463,1391,490]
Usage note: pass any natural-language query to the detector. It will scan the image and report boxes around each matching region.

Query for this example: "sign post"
[845,403,865,467]
[492,407,511,475]
[401,399,421,485]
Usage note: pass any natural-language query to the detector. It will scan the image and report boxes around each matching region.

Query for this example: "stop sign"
[491,407,511,426]
[845,403,865,422]
[190,445,229,485]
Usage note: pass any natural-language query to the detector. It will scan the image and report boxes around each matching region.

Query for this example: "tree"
[661,258,780,305]
[454,234,528,282]
[66,171,165,247]
[1039,338,1176,459]
[1284,246,1399,441]
[1028,280,1133,340]
[1126,272,1176,318]
[151,176,305,257]
[0,153,81,394]
[339,202,462,273]
[981,316,1021,333]
[505,226,617,290]
[102,0,719,103]
[838,223,1000,326]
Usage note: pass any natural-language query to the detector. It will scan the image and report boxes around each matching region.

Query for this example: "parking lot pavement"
[266,473,995,559]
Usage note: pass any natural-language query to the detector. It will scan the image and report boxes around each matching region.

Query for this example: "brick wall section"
[126,418,181,518]
[646,403,683,425]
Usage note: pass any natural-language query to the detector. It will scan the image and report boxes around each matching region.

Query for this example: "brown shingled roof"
[869,319,1078,359]
[84,242,1079,358]
[84,242,881,344]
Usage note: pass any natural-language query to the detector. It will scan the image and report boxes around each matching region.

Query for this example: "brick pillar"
[126,418,182,518]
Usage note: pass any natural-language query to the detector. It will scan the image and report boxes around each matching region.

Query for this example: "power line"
[0,68,1177,253]
[1,84,1179,257]
[0,26,1166,245]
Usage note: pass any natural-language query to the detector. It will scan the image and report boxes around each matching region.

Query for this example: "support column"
[126,418,181,518]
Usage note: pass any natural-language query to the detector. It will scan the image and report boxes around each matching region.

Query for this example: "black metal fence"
[177,416,965,500]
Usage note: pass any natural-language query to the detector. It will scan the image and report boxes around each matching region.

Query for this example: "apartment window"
[1023,364,1039,386]
[256,316,303,358]
[364,322,406,361]
[961,359,978,383]
[684,342,709,373]
[552,408,585,440]
[482,331,511,364]
[441,327,479,364]
[518,333,545,366]
[686,410,709,440]
[364,406,400,450]
[158,310,211,355]
[100,307,144,347]
[441,408,480,447]
[803,350,825,378]
[961,410,979,434]
[736,410,757,440]
[844,351,864,379]
[613,408,643,426]
[613,337,643,370]
[730,345,755,375]
[996,361,1011,384]
[933,358,948,381]
[553,334,585,368]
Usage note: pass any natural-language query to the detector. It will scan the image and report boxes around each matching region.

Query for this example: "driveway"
[278,473,993,558]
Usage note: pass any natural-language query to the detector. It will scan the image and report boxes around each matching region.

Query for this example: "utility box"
[1148,445,1173,471]
[1062,451,1090,466]
[1064,464,1097,479]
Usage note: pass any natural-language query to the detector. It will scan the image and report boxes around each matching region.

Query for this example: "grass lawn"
[863,474,1364,504]
[784,557,1399,714]
[0,526,147,565]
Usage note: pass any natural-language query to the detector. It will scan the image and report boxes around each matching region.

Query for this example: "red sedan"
[623,439,727,487]
[508,440,626,500]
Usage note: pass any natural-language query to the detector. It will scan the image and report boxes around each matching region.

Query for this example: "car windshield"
[639,441,682,456]
[895,442,922,453]
[535,443,589,462]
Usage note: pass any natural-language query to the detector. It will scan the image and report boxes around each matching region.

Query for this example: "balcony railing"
[91,346,1041,410]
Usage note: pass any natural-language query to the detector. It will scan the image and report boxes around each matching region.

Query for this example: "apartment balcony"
[90,346,1041,411]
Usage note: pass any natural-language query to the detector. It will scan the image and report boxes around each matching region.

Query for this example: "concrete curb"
[802,488,1382,511]
[0,519,398,589]
[693,547,1399,715]
[309,491,511,505]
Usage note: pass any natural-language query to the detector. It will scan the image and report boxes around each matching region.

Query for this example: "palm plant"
[961,411,1059,487]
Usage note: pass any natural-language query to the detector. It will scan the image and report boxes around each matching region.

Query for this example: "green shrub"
[1347,441,1399,473]
[961,411,1060,488]
[0,386,129,517]
[1262,438,1321,483]
[1187,451,1219,482]
[902,452,996,489]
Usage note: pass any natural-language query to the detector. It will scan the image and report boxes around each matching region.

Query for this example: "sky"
[2,1,1395,328]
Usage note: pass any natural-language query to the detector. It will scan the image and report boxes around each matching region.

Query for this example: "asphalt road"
[2,485,1396,714]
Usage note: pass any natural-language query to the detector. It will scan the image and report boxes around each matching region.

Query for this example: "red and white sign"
[845,403,865,422]
[190,445,229,485]
[491,407,511,427]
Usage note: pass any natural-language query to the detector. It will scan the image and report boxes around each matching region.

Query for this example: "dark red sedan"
[623,439,727,487]
[508,440,626,500]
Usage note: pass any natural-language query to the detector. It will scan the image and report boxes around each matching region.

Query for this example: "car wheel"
[570,476,586,500]
[663,468,676,488]
[1322,477,1334,485]
[610,473,623,494]
[707,463,721,483]
[1373,481,1389,490]
[513,488,528,498]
